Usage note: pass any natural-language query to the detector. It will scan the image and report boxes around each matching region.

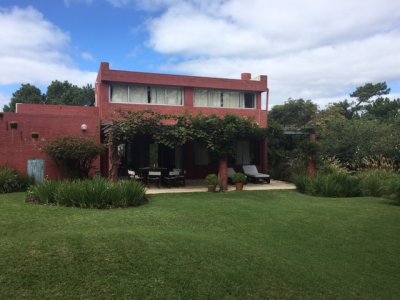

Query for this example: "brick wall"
[0,110,101,179]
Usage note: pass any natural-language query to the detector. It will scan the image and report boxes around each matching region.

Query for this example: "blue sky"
[1,0,400,111]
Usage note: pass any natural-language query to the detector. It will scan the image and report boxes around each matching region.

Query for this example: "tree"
[269,98,317,130]
[350,82,390,105]
[46,80,95,106]
[363,97,400,121]
[43,136,105,178]
[318,118,400,170]
[330,82,392,120]
[3,81,95,112]
[3,84,44,112]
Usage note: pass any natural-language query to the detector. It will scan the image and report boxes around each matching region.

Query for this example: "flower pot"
[235,182,244,191]
[208,184,217,192]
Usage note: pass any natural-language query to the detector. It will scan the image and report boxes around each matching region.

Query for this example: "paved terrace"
[146,179,296,194]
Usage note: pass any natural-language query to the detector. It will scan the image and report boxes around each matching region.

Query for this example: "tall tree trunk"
[307,133,317,177]
[219,157,228,192]
[109,145,119,181]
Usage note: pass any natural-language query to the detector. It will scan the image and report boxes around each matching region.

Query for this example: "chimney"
[241,73,251,80]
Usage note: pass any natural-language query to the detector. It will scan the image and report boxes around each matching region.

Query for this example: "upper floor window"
[110,84,183,106]
[194,89,256,109]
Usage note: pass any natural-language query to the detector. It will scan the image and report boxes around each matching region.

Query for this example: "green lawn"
[0,191,399,299]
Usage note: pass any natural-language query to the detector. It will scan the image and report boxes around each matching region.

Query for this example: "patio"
[146,179,296,194]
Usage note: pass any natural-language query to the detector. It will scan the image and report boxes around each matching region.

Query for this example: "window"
[236,141,250,164]
[223,91,240,108]
[110,85,128,102]
[110,84,183,106]
[194,143,209,165]
[235,140,260,165]
[129,85,148,103]
[194,89,256,109]
[242,93,255,108]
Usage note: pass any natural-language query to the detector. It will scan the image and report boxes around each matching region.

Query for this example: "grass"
[0,191,399,299]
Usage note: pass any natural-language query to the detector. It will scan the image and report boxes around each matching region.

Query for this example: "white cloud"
[64,0,93,7]
[0,6,96,87]
[81,52,95,62]
[143,0,400,106]
[106,0,133,7]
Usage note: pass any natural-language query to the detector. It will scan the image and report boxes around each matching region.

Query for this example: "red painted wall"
[0,110,100,179]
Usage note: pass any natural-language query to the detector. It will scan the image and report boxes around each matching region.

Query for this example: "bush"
[27,177,147,209]
[295,169,361,197]
[0,168,33,194]
[387,176,400,203]
[294,175,312,194]
[310,172,361,197]
[27,180,60,204]
[358,169,397,197]
[232,172,246,184]
[43,136,104,179]
[205,174,219,186]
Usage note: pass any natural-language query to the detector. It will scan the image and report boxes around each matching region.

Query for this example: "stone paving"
[146,179,296,194]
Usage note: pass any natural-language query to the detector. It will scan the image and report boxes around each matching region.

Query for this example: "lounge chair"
[127,170,144,182]
[242,165,270,184]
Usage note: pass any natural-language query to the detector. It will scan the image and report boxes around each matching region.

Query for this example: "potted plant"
[232,172,246,191]
[205,174,219,192]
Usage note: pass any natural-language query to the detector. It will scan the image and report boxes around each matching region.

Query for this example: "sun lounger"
[242,165,270,184]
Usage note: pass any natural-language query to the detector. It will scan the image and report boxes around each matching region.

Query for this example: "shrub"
[358,169,397,197]
[294,175,312,194]
[43,136,104,179]
[232,172,246,184]
[295,169,361,198]
[310,172,361,197]
[26,180,60,204]
[205,174,219,186]
[387,176,400,203]
[0,168,33,194]
[26,177,147,209]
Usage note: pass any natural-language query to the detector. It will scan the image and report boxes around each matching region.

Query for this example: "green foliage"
[27,177,147,209]
[358,169,396,197]
[232,172,246,184]
[310,172,361,197]
[350,82,390,104]
[269,98,317,130]
[205,174,219,186]
[387,177,400,203]
[3,81,94,112]
[363,97,400,121]
[3,83,44,112]
[26,180,60,204]
[0,168,33,193]
[318,119,400,171]
[295,164,361,197]
[106,110,193,148]
[293,175,312,194]
[190,113,266,159]
[45,81,95,106]
[43,136,105,178]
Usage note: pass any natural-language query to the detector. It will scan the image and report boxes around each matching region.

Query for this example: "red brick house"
[0,62,269,182]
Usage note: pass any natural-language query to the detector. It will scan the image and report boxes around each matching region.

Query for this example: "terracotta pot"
[235,182,244,191]
[208,185,216,192]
